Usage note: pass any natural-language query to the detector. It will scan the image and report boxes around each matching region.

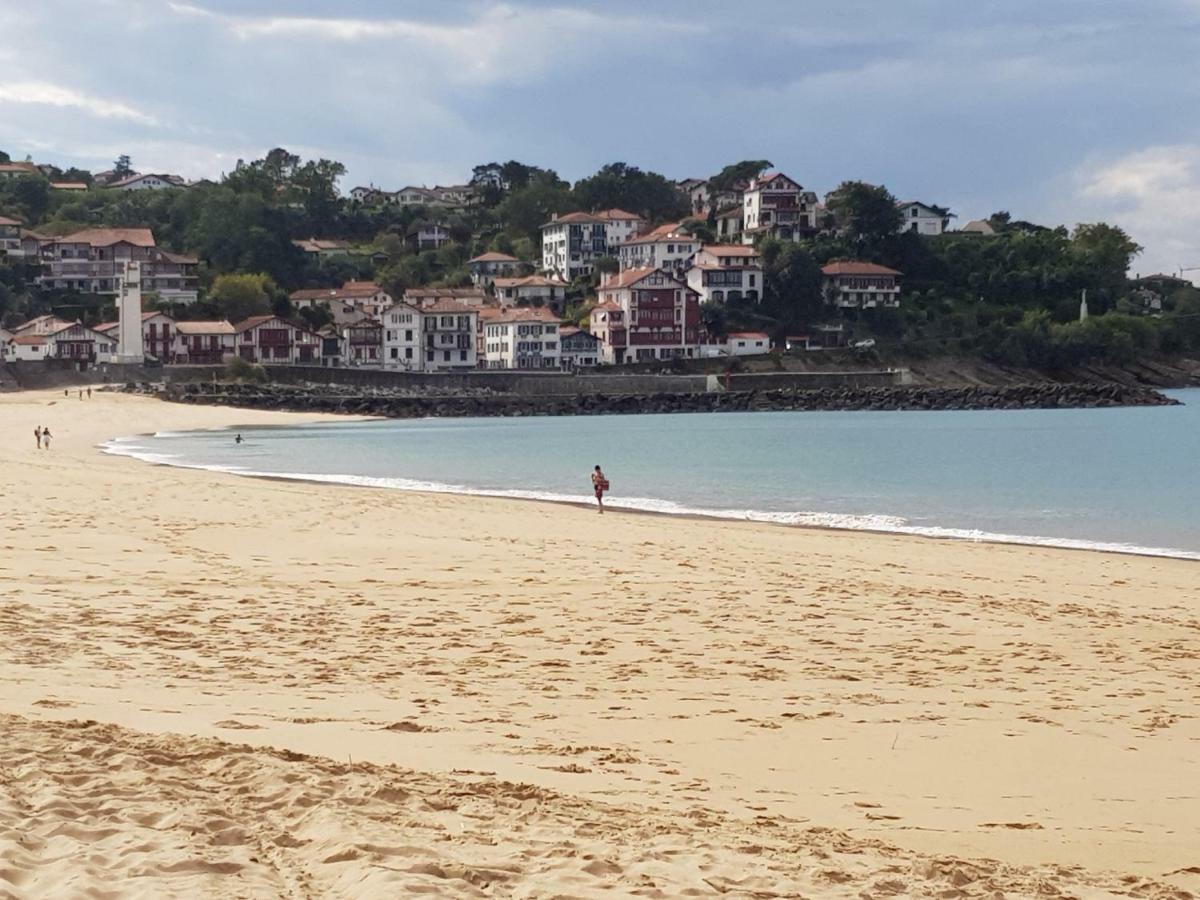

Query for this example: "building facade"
[685,244,764,304]
[174,321,236,364]
[896,201,952,236]
[481,307,561,369]
[617,224,699,275]
[592,267,701,364]
[821,261,902,309]
[234,316,322,364]
[491,275,568,313]
[420,300,478,371]
[468,251,521,286]
[558,327,601,368]
[742,172,818,244]
[36,229,199,303]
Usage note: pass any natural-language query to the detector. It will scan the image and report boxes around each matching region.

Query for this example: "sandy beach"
[1,388,1197,898]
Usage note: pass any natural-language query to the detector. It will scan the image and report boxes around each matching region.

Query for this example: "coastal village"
[0,154,1189,378]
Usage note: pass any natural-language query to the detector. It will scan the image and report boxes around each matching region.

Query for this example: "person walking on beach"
[235,433,243,445]
[87,387,92,399]
[41,427,51,450]
[591,464,609,514]
[34,426,41,449]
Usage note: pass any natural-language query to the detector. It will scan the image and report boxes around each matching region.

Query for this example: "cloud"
[1077,145,1200,276]
[0,80,156,125]
[168,1,702,86]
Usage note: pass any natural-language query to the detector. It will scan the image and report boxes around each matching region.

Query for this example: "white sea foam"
[101,437,1200,562]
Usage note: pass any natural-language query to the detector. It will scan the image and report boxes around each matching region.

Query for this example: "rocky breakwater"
[138,381,1181,417]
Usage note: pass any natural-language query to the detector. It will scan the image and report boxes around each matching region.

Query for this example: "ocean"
[105,389,1200,560]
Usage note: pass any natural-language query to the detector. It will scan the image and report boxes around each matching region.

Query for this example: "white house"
[468,251,521,286]
[106,173,188,191]
[419,300,478,371]
[727,332,771,356]
[686,244,764,304]
[821,261,902,309]
[5,321,117,363]
[541,212,610,280]
[491,275,568,313]
[94,310,176,362]
[481,306,562,370]
[380,301,423,370]
[408,223,450,251]
[742,172,818,244]
[174,321,236,364]
[896,201,952,236]
[617,223,699,275]
[234,315,323,364]
[540,209,645,280]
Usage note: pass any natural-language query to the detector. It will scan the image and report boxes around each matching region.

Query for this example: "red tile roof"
[492,275,566,290]
[11,335,48,345]
[594,208,642,221]
[701,244,758,257]
[54,228,156,248]
[488,307,561,324]
[729,331,769,340]
[0,215,22,226]
[468,251,520,263]
[421,299,477,314]
[542,211,605,227]
[822,261,903,276]
[600,267,685,290]
[176,320,235,335]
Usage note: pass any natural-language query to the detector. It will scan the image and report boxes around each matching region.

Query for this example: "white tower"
[1079,288,1089,322]
[115,260,144,363]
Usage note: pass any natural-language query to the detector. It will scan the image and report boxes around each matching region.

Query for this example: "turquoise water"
[106,389,1200,559]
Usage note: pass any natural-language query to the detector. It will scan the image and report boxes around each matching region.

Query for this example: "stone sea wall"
[141,381,1180,418]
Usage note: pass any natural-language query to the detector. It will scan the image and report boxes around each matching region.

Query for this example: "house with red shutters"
[95,311,176,362]
[821,261,902,309]
[591,267,701,365]
[174,321,236,364]
[233,315,323,365]
[740,172,819,244]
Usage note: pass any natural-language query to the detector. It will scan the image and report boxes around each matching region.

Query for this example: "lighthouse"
[115,260,144,363]
[1079,288,1089,322]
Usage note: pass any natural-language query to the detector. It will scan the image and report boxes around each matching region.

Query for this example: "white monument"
[115,260,144,363]
[1079,288,1089,322]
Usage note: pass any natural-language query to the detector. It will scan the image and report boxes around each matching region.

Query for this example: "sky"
[1,0,1199,276]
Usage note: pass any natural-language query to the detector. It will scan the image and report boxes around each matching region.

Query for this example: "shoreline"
[4,388,1200,894]
[104,421,1200,563]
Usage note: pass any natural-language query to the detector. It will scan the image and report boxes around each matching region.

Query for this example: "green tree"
[113,155,133,178]
[207,272,276,323]
[497,171,576,242]
[572,162,689,222]
[708,160,771,193]
[825,181,903,246]
[1071,223,1143,309]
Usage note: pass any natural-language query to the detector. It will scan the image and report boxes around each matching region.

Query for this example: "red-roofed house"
[289,280,393,318]
[94,311,176,362]
[468,251,521,286]
[617,224,699,275]
[741,173,818,244]
[480,306,562,369]
[37,228,199,302]
[686,244,764,304]
[592,267,701,364]
[174,321,236,364]
[540,209,646,280]
[727,332,771,356]
[491,275,568,313]
[0,161,39,180]
[821,261,902,309]
[234,315,322,365]
[4,321,117,364]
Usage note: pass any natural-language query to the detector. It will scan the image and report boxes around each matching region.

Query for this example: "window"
[459,350,467,361]
[426,351,434,361]
[405,348,413,359]
[443,350,450,362]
